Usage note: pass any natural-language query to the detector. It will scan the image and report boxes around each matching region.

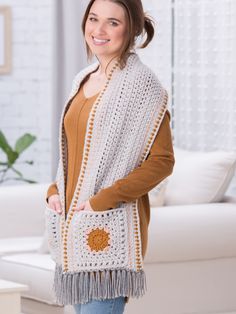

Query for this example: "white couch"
[0,181,236,314]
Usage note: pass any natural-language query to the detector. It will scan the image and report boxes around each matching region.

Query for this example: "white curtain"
[140,0,172,110]
[173,0,236,194]
[51,0,88,176]
[173,0,236,151]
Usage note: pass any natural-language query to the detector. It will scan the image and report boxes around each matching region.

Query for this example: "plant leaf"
[0,131,19,165]
[8,151,19,165]
[0,161,8,166]
[0,130,14,156]
[11,167,23,177]
[15,133,36,154]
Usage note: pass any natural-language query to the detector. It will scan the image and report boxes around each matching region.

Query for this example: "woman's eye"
[89,17,97,22]
[110,21,119,27]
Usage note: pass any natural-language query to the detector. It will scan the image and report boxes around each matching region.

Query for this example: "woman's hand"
[75,200,94,212]
[48,194,62,215]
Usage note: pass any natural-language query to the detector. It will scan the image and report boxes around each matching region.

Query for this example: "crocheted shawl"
[45,53,168,305]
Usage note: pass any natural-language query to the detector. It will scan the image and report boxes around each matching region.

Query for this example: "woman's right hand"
[47,194,62,215]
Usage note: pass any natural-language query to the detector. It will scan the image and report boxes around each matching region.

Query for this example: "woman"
[46,0,175,313]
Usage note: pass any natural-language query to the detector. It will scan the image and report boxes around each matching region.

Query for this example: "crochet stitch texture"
[45,53,168,305]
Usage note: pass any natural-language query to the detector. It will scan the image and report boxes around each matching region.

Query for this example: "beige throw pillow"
[164,148,236,205]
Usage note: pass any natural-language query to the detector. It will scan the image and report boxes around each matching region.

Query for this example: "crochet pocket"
[45,205,61,264]
[71,207,132,272]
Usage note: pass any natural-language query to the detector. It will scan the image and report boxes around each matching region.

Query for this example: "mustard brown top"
[47,83,175,257]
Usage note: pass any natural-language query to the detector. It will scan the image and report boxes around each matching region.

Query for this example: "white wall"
[0,0,53,184]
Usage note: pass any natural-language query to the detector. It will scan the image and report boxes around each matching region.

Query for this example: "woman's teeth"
[92,36,110,45]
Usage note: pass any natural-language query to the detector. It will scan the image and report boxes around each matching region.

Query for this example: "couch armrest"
[0,183,50,238]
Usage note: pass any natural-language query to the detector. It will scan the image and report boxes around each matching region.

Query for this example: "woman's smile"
[92,36,111,46]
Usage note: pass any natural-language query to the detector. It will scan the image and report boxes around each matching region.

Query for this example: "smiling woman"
[46,0,175,313]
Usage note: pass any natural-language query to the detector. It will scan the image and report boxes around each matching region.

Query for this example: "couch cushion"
[165,148,236,205]
[0,253,56,304]
[0,237,43,256]
[146,202,236,263]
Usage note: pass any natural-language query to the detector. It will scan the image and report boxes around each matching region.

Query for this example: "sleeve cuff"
[89,187,121,211]
[46,183,59,203]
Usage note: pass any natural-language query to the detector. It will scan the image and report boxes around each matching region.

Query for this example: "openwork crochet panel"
[45,206,61,264]
[46,53,168,305]
[72,206,134,271]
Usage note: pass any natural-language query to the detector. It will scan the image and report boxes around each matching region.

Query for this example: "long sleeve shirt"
[46,83,175,257]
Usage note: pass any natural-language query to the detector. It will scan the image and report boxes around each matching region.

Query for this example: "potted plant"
[0,130,37,184]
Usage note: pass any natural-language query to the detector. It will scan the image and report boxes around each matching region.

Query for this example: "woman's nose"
[94,22,107,34]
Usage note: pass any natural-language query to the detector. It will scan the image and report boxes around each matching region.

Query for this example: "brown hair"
[81,0,155,68]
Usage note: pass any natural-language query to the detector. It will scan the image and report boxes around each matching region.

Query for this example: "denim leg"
[73,297,126,314]
[73,303,81,314]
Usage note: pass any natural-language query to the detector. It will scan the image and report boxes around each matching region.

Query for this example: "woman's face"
[85,0,127,61]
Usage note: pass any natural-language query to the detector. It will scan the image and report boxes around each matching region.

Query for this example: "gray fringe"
[53,264,147,305]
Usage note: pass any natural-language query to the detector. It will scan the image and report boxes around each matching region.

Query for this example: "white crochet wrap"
[45,53,168,305]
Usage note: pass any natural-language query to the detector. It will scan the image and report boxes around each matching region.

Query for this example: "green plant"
[0,130,37,184]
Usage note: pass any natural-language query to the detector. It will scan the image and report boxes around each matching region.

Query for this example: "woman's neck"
[96,55,120,76]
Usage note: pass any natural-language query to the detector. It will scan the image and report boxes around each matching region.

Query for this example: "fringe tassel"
[53,264,147,305]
